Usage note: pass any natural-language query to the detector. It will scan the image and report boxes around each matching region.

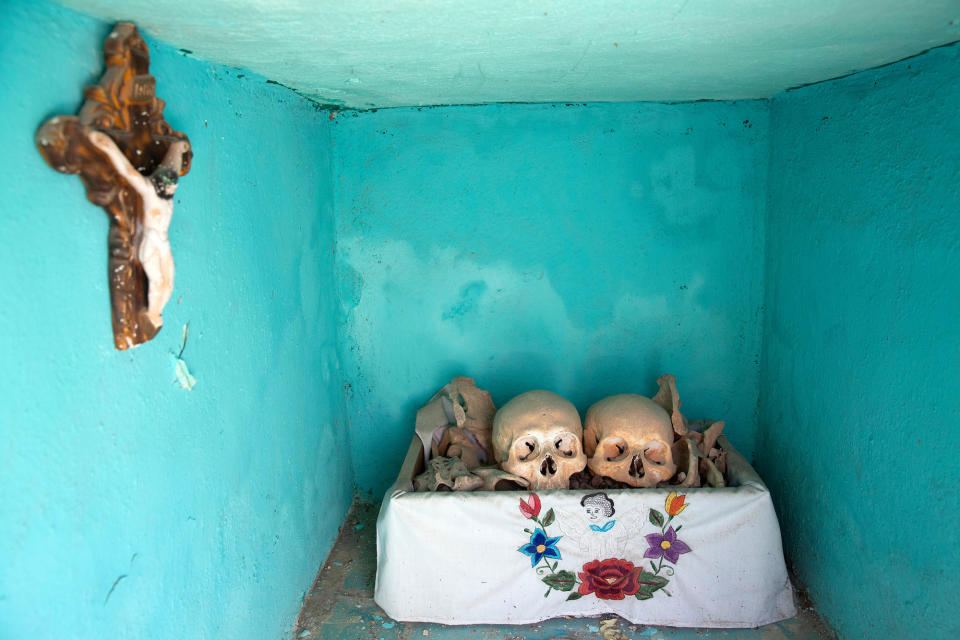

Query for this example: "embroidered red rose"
[577,558,642,600]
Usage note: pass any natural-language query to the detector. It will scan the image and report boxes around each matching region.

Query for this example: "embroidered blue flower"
[519,528,562,566]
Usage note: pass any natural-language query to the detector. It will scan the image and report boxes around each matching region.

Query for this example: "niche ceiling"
[59,0,959,108]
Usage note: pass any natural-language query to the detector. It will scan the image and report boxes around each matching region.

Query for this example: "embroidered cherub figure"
[557,492,637,557]
[88,130,189,332]
[581,492,616,532]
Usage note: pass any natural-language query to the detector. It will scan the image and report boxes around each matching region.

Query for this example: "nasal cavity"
[540,455,557,477]
[629,454,644,478]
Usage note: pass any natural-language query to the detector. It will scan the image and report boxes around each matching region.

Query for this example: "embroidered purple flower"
[519,528,562,567]
[644,526,691,564]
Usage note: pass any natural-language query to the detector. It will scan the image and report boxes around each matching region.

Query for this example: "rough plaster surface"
[56,0,960,108]
[332,102,770,494]
[0,2,351,639]
[6,2,960,637]
[759,42,960,639]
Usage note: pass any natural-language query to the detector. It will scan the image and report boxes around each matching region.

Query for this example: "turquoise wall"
[0,3,351,639]
[760,44,960,638]
[332,102,770,493]
[4,2,958,638]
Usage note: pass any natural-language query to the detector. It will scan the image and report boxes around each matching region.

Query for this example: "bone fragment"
[652,374,689,436]
[415,377,496,468]
[699,457,726,488]
[671,436,700,488]
[413,457,483,492]
[702,420,725,454]
[472,467,530,491]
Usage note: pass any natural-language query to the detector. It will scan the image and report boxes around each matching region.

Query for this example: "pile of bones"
[413,375,728,492]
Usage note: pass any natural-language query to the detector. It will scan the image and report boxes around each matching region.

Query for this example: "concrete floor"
[294,499,833,640]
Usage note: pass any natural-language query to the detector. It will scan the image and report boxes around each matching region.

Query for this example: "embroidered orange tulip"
[665,491,688,516]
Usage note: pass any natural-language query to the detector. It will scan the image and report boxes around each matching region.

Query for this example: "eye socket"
[643,441,669,464]
[553,433,579,458]
[600,437,629,462]
[513,436,540,462]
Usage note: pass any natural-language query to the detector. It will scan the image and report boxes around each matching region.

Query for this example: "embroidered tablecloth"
[375,436,796,627]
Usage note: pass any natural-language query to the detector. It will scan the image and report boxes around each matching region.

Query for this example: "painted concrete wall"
[760,43,960,638]
[56,0,960,109]
[0,3,351,639]
[333,102,770,494]
[7,3,956,637]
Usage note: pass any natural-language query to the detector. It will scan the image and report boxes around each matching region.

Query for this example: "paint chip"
[381,621,396,629]
[172,323,196,390]
[174,357,197,390]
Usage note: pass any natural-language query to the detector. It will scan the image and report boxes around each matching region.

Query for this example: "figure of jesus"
[88,130,189,331]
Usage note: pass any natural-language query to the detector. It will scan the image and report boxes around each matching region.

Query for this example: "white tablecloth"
[375,436,796,627]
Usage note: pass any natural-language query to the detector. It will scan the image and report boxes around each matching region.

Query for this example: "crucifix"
[36,23,192,350]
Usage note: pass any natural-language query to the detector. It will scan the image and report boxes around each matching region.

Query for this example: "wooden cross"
[36,23,192,350]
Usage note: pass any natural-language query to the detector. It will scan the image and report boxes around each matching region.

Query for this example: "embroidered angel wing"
[554,507,590,553]
[609,509,645,556]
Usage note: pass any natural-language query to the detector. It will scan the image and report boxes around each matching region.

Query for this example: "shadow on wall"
[332,101,770,494]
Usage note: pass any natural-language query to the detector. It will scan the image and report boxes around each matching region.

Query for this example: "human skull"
[584,394,677,488]
[493,390,587,490]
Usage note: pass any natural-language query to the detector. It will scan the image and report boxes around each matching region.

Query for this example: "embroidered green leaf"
[567,592,583,601]
[636,570,669,599]
[649,509,664,528]
[637,570,669,589]
[541,570,576,592]
[542,508,555,527]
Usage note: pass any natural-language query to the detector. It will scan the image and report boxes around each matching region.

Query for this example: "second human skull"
[493,390,587,490]
[583,394,677,488]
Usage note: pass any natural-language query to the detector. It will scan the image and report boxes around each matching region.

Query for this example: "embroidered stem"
[535,556,558,577]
